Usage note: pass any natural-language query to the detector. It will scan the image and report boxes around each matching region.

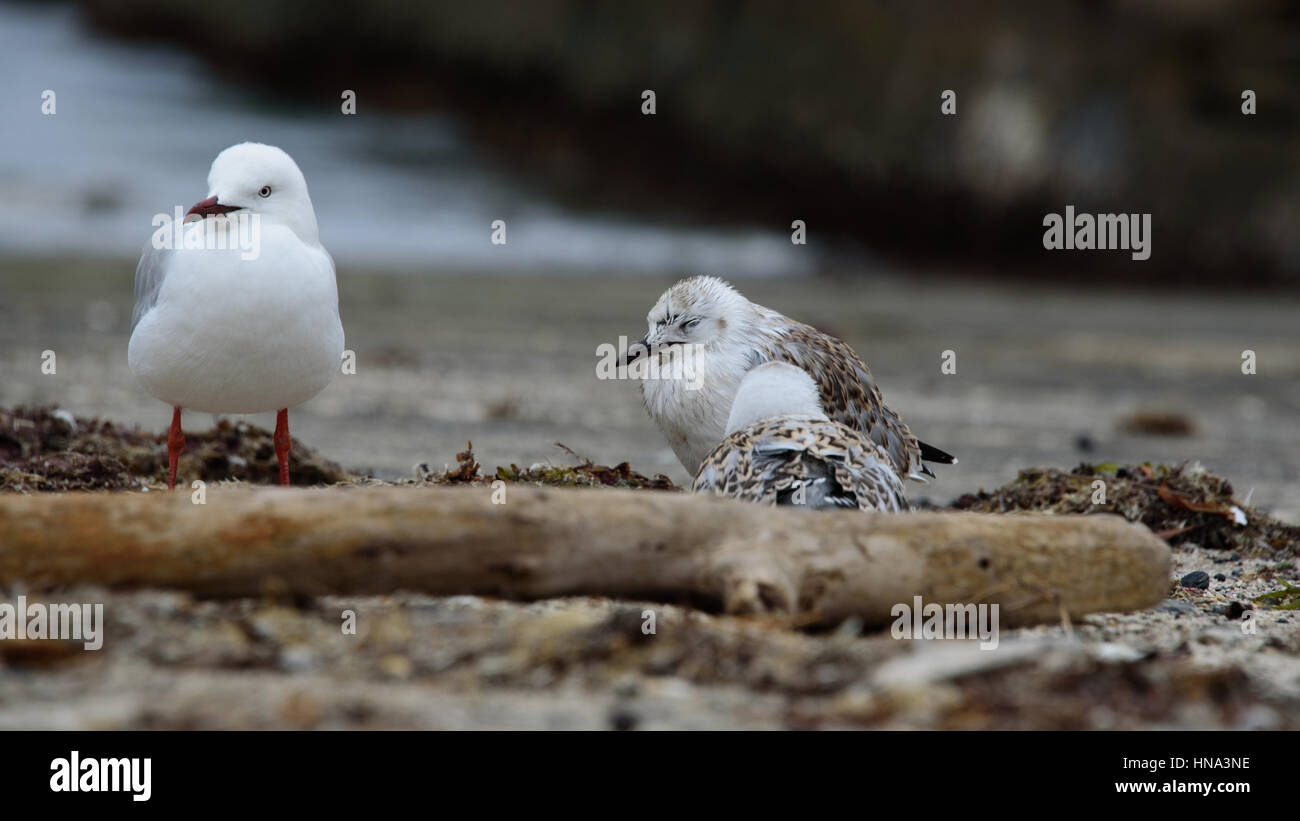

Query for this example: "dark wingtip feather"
[918,440,957,465]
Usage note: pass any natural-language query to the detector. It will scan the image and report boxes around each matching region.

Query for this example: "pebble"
[277,645,316,673]
[1214,573,1226,581]
[1180,571,1210,589]
[378,654,412,680]
[613,676,642,699]
[608,707,639,731]
[51,408,78,430]
[1157,600,1198,617]
[1233,705,1281,731]
[1088,642,1146,663]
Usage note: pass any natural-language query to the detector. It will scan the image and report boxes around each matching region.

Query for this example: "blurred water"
[0,3,812,275]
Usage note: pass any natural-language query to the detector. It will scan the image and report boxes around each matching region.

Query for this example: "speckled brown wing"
[748,315,928,481]
[692,417,908,512]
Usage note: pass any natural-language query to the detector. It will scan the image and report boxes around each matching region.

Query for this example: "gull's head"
[623,275,751,365]
[186,143,319,243]
[724,362,827,434]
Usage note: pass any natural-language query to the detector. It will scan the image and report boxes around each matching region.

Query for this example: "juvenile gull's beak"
[619,335,650,367]
[185,195,242,219]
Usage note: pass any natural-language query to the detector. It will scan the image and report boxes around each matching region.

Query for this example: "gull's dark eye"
[683,317,701,330]
[258,186,272,198]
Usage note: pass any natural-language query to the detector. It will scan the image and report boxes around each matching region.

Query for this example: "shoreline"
[3,257,1299,521]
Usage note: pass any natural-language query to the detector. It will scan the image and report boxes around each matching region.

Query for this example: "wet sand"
[2,258,1298,521]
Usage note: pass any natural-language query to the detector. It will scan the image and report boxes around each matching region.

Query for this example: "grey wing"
[131,241,173,332]
[773,426,908,512]
[746,434,808,506]
[775,457,840,510]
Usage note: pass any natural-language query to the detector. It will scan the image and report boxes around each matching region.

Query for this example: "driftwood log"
[0,486,1171,627]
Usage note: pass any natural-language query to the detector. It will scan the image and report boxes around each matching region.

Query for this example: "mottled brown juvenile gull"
[624,275,953,481]
[693,362,908,512]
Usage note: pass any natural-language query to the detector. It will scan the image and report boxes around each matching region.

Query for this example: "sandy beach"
[3,257,1298,522]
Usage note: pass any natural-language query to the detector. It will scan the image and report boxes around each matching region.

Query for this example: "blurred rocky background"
[3,0,1299,732]
[2,0,1299,514]
[75,0,1300,285]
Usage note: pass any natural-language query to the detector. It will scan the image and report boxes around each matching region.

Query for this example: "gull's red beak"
[185,195,241,219]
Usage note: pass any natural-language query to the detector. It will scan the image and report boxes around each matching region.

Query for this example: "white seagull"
[127,142,344,488]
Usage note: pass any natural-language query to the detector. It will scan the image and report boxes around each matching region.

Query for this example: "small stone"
[474,654,515,677]
[608,708,638,731]
[1089,642,1145,663]
[1157,600,1197,617]
[277,644,316,673]
[1180,571,1210,590]
[51,408,78,431]
[1224,601,1247,621]
[1234,705,1280,731]
[613,676,642,699]
[1214,573,1226,581]
[378,654,412,680]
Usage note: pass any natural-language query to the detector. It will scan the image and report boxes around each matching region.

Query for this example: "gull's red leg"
[167,406,184,490]
[273,408,291,486]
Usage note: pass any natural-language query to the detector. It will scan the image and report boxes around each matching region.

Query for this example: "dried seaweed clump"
[1118,410,1195,436]
[952,463,1298,557]
[0,405,352,492]
[417,443,483,485]
[419,442,679,491]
